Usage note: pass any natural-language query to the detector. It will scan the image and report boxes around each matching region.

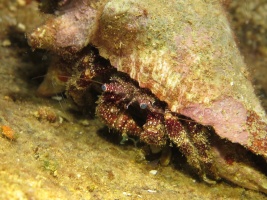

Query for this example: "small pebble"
[1,125,16,140]
[149,170,158,175]
[2,39,11,47]
[17,0,26,6]
[122,192,131,196]
[17,23,26,31]
[51,95,63,101]
[59,116,64,124]
[147,189,157,193]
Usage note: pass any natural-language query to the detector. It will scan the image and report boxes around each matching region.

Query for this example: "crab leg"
[96,94,142,137]
[164,112,219,181]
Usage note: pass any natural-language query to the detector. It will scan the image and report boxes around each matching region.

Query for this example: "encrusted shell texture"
[91,0,267,158]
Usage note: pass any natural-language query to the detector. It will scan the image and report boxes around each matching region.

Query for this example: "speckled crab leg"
[96,93,143,137]
[164,112,219,182]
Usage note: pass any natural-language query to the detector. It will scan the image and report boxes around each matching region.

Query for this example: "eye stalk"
[101,84,107,92]
[140,103,148,109]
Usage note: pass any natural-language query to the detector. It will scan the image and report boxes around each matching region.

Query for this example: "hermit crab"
[28,0,267,194]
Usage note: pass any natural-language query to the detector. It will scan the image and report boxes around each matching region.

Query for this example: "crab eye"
[101,84,107,91]
[140,103,148,109]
